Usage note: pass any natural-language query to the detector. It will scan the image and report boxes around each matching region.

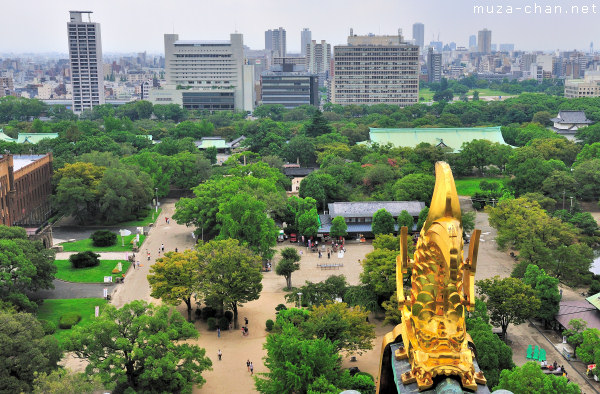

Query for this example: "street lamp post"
[297,292,302,308]
[155,188,158,212]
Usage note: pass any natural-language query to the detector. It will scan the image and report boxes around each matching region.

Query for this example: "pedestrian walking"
[318,250,322,258]
[175,247,178,253]
[217,327,221,338]
[250,362,254,375]
[244,317,249,325]
[147,250,151,261]
[136,260,140,268]
[161,243,164,252]
[218,349,222,361]
[133,261,135,269]
[246,359,251,372]
[165,217,168,223]
[327,250,330,259]
[167,218,170,224]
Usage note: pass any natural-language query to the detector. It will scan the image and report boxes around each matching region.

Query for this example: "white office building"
[67,11,104,114]
[154,33,253,112]
[331,30,419,107]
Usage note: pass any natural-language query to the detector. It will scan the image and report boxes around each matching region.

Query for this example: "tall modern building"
[412,23,424,50]
[477,29,492,54]
[306,40,331,86]
[67,11,104,114]
[300,28,311,57]
[331,30,419,106]
[266,27,286,57]
[153,33,254,112]
[469,35,477,49]
[427,48,442,83]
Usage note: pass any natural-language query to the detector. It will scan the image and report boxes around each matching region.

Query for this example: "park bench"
[317,263,343,270]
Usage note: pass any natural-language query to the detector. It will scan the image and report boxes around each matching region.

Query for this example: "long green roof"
[367,126,507,152]
[588,292,600,311]
[0,130,59,144]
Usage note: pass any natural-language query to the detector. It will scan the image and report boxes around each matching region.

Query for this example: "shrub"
[207,317,217,331]
[91,230,117,247]
[69,251,101,269]
[218,317,229,330]
[350,373,375,394]
[39,319,56,335]
[59,313,82,329]
[265,319,274,331]
[202,306,217,320]
[224,310,233,322]
[275,304,287,313]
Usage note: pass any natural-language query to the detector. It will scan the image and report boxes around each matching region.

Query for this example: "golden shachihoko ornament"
[377,162,486,392]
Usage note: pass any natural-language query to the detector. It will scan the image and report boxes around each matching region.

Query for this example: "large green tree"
[0,311,61,393]
[360,248,398,301]
[217,193,278,259]
[196,239,263,327]
[276,247,301,290]
[330,216,348,239]
[494,362,579,394]
[372,208,395,235]
[393,173,435,202]
[304,109,333,138]
[396,210,414,230]
[576,328,600,365]
[148,250,202,322]
[66,301,212,393]
[522,264,561,326]
[302,302,375,356]
[0,226,56,311]
[476,276,541,340]
[299,172,342,210]
[466,299,515,388]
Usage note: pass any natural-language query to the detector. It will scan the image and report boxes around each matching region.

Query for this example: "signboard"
[104,276,112,283]
[95,306,99,317]
[103,288,108,298]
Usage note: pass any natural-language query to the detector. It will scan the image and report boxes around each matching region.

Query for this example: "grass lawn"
[61,234,146,252]
[455,177,507,196]
[419,87,512,102]
[37,298,108,344]
[118,208,162,227]
[419,88,434,101]
[54,260,130,283]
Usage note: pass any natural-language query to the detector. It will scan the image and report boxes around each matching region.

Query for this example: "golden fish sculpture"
[377,162,486,392]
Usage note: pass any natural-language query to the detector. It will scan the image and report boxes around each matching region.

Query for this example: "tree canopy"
[66,301,212,393]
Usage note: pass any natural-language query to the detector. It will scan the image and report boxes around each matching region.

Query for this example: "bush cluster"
[265,319,274,331]
[59,312,82,329]
[39,319,56,335]
[91,230,117,247]
[69,251,101,269]
[203,307,234,330]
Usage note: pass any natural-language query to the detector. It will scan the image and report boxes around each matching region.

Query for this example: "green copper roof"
[587,292,600,311]
[367,126,507,152]
[0,130,58,144]
[16,133,59,144]
[196,138,229,149]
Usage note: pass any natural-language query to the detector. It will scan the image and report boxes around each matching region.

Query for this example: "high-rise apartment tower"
[266,27,286,57]
[67,11,104,114]
[300,28,311,56]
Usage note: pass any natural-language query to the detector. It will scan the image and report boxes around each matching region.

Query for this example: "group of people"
[241,316,249,336]
[246,359,254,375]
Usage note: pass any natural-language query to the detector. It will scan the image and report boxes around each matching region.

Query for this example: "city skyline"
[0,0,597,54]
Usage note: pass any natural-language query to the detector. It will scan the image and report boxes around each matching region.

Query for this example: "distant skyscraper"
[427,47,442,83]
[265,30,273,51]
[412,23,424,50]
[469,35,477,49]
[332,30,419,106]
[67,11,104,114]
[301,28,311,56]
[266,27,286,57]
[429,41,443,53]
[478,29,492,54]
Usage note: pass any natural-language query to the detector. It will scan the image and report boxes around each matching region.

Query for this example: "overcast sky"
[0,0,597,55]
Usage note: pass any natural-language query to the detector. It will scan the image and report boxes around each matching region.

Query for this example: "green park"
[2,82,600,393]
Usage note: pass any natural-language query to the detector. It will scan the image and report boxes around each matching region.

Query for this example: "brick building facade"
[0,154,53,228]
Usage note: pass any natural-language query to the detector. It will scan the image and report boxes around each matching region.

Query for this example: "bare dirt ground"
[61,201,600,393]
